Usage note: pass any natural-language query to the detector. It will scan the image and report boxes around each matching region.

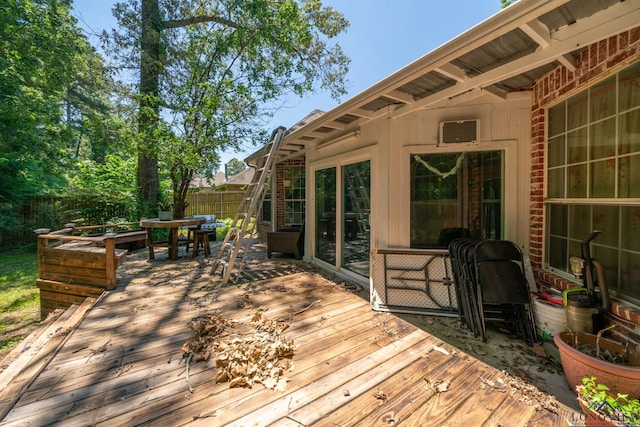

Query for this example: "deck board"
[291,344,455,426]
[0,251,578,426]
[100,306,399,426]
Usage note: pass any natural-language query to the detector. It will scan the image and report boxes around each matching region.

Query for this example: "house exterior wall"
[300,93,532,286]
[530,26,640,347]
[270,22,640,346]
[385,99,533,251]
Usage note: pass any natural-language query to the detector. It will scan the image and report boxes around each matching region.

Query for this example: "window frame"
[544,61,640,305]
[401,141,518,249]
[283,165,305,227]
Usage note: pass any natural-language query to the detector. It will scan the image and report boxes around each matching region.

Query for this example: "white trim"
[307,144,378,281]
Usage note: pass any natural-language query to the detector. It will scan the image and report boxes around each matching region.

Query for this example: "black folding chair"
[473,240,537,344]
[448,238,481,336]
[438,227,470,248]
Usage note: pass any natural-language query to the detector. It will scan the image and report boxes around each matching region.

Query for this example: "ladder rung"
[212,126,286,285]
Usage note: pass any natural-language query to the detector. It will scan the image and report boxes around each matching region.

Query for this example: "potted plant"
[158,197,173,221]
[575,376,639,426]
[554,328,640,398]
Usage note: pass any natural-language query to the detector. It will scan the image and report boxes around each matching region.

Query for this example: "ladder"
[344,166,370,235]
[210,126,286,285]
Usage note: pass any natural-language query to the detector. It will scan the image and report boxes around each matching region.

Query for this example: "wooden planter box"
[36,229,128,319]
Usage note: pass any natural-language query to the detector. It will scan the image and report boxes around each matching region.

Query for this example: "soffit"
[274,0,637,160]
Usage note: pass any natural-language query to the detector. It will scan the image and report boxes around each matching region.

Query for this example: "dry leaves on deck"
[182,311,295,391]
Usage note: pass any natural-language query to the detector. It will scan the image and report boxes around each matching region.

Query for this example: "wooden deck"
[0,247,578,426]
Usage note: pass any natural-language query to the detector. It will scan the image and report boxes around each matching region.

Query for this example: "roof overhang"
[274,0,639,160]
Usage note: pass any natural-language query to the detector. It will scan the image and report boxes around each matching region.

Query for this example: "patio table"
[140,217,205,260]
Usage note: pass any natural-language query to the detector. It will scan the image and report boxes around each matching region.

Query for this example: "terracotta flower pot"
[554,331,640,397]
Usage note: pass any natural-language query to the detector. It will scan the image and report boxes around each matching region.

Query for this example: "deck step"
[0,297,98,420]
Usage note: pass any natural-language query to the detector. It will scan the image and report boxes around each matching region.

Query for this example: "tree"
[501,0,516,8]
[225,158,247,176]
[226,159,246,177]
[0,0,125,237]
[107,0,350,218]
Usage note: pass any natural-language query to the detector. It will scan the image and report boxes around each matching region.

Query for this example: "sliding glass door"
[315,167,336,265]
[315,160,371,278]
[342,161,370,276]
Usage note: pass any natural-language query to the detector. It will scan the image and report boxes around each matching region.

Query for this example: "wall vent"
[438,120,479,145]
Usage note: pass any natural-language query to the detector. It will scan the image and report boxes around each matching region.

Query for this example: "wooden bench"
[67,222,147,251]
[35,228,128,319]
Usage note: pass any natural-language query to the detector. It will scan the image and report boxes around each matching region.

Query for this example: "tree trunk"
[137,0,161,214]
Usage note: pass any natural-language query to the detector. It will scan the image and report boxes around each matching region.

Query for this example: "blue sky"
[72,0,503,166]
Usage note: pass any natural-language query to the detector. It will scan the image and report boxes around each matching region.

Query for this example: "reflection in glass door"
[342,161,371,277]
[315,167,336,265]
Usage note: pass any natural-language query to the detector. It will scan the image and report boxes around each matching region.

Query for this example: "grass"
[0,244,40,361]
[0,220,234,362]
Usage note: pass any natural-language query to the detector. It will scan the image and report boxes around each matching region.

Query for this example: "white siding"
[305,92,533,264]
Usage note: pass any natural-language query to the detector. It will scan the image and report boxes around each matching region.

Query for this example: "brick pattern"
[257,158,305,238]
[530,27,640,348]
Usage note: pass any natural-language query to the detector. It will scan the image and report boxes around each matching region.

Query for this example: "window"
[546,61,640,303]
[261,174,272,223]
[284,166,305,226]
[342,160,371,277]
[410,150,503,248]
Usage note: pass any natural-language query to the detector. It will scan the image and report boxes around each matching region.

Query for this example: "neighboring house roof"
[190,171,226,189]
[223,167,255,186]
[276,0,638,159]
[190,168,254,189]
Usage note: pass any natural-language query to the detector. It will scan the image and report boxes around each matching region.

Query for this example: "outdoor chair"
[437,227,470,248]
[448,238,482,336]
[267,222,304,260]
[473,240,537,344]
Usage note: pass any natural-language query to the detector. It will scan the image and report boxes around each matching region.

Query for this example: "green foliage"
[578,376,640,425]
[501,0,516,8]
[0,0,135,237]
[64,154,139,223]
[107,0,350,217]
[226,158,246,177]
[0,245,40,360]
[158,194,173,211]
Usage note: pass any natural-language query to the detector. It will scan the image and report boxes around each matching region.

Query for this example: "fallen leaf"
[529,344,547,358]
[373,389,387,401]
[436,380,450,392]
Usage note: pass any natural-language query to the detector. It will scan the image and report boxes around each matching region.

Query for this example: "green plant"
[158,196,173,211]
[577,376,640,425]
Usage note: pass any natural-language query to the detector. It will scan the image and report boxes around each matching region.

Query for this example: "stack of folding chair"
[448,239,537,344]
[448,238,481,336]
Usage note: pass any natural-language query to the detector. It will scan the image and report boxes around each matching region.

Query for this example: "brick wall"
[257,158,305,238]
[530,26,640,347]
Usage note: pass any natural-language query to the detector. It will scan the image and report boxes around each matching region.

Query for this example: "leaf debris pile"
[182,311,295,391]
[479,371,559,414]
